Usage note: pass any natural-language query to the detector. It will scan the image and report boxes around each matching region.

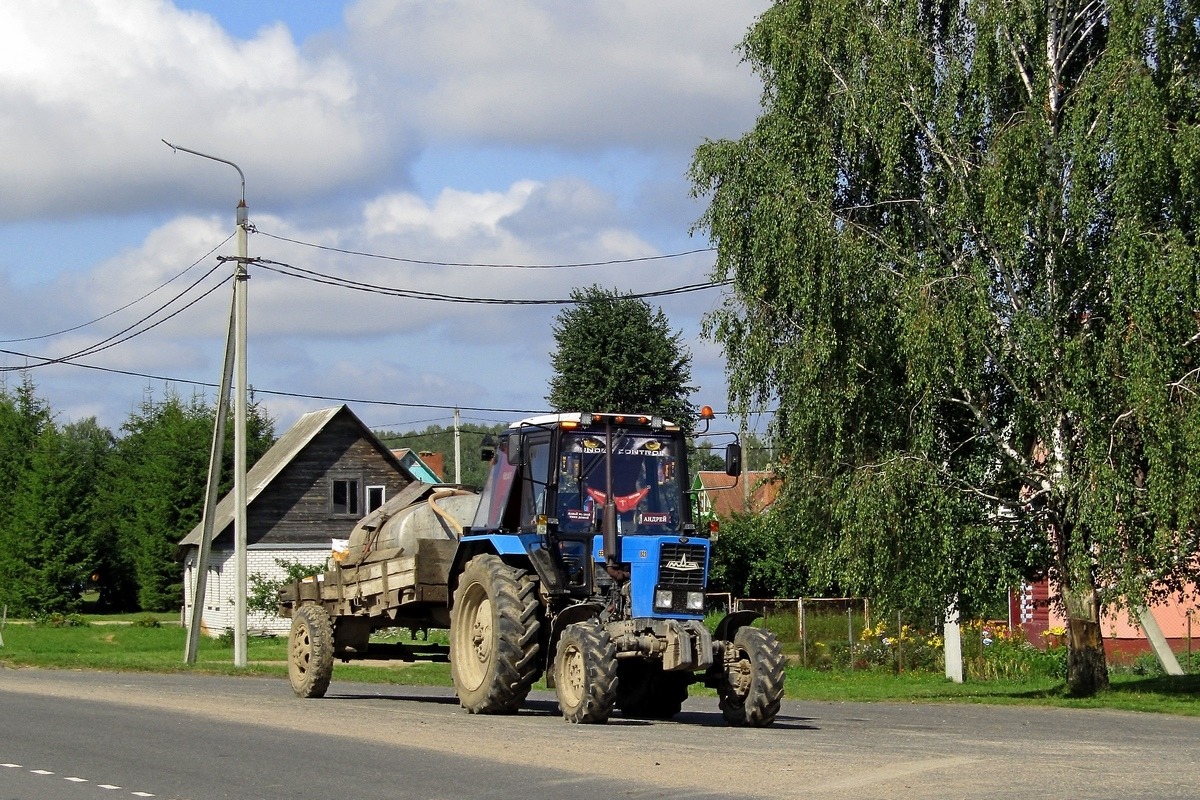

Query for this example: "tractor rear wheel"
[450,554,542,713]
[288,604,334,698]
[718,626,785,727]
[554,619,618,724]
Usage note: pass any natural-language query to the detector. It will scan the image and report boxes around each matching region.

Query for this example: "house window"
[367,485,386,512]
[331,478,361,516]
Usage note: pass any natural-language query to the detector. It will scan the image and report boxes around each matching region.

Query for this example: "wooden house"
[178,404,419,636]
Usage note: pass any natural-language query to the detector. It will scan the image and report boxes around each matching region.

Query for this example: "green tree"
[0,376,56,614]
[691,0,1200,694]
[546,285,697,428]
[708,511,810,598]
[5,418,113,614]
[96,388,274,612]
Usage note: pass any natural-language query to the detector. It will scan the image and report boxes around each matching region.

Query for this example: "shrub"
[32,612,90,628]
[961,621,1066,681]
[247,558,328,615]
[854,622,944,672]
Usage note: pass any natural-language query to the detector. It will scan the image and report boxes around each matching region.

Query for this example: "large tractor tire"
[450,554,542,714]
[617,660,689,720]
[554,619,618,724]
[288,604,334,698]
[718,626,785,727]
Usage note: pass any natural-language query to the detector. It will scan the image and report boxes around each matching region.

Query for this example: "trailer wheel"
[288,604,334,698]
[450,554,541,713]
[617,660,689,720]
[718,626,785,727]
[554,619,617,724]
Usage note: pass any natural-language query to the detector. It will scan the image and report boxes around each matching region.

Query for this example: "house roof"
[179,404,414,547]
[390,448,443,483]
[696,470,782,517]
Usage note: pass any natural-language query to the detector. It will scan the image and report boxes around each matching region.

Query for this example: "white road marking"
[4,757,161,797]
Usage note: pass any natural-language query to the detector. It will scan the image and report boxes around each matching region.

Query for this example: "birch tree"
[691,0,1200,694]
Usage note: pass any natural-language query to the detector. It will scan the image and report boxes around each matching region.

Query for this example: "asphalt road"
[1,666,1198,799]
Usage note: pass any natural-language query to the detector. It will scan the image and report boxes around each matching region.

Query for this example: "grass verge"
[1,618,1195,715]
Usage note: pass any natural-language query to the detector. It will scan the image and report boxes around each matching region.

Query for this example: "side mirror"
[724,442,742,477]
[480,434,496,462]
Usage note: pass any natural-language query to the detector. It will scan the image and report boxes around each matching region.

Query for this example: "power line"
[0,350,549,414]
[254,228,715,269]
[372,415,455,430]
[0,351,763,419]
[0,268,230,372]
[0,234,235,344]
[256,258,730,305]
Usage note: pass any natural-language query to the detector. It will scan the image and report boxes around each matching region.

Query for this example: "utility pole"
[164,140,251,667]
[453,407,462,484]
[184,297,234,664]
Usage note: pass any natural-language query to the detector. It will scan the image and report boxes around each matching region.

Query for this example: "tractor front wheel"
[554,619,618,724]
[288,604,334,698]
[717,626,785,727]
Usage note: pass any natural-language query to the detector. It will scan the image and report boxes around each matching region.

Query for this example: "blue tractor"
[447,410,785,725]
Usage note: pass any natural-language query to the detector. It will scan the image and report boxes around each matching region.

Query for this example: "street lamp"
[163,139,250,668]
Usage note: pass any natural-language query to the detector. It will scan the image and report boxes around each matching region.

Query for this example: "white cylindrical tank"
[344,488,478,566]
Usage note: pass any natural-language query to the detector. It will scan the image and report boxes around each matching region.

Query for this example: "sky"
[0,0,771,439]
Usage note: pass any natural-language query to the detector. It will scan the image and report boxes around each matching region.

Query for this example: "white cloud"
[345,0,767,149]
[363,182,539,239]
[0,0,763,432]
[0,0,382,220]
[1,174,727,428]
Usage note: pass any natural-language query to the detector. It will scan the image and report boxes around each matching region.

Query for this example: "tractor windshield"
[555,430,685,534]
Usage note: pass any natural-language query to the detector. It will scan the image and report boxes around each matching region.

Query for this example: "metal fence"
[734,596,871,668]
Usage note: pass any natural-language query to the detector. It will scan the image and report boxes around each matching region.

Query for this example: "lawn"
[1,615,1196,715]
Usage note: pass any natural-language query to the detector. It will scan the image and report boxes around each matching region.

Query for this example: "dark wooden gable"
[180,405,417,550]
[246,412,415,546]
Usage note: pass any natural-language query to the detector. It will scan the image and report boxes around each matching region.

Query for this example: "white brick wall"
[182,546,331,637]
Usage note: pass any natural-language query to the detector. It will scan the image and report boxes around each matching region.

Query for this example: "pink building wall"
[1010,580,1200,662]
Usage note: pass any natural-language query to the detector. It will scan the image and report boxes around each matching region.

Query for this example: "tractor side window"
[520,439,551,526]
[471,438,518,531]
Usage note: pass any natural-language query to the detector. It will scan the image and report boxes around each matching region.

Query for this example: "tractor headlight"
[686,591,705,611]
[655,589,673,609]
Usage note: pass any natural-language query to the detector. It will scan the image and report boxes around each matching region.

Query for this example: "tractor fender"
[448,533,552,607]
[714,610,761,643]
[447,537,517,603]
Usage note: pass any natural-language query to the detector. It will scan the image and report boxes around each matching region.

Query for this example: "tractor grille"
[657,543,707,589]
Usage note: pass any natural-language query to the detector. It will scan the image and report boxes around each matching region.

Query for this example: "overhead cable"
[0,233,235,344]
[256,258,729,305]
[0,352,755,417]
[254,228,715,269]
[0,270,231,372]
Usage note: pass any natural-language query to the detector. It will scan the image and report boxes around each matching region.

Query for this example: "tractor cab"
[463,412,697,604]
